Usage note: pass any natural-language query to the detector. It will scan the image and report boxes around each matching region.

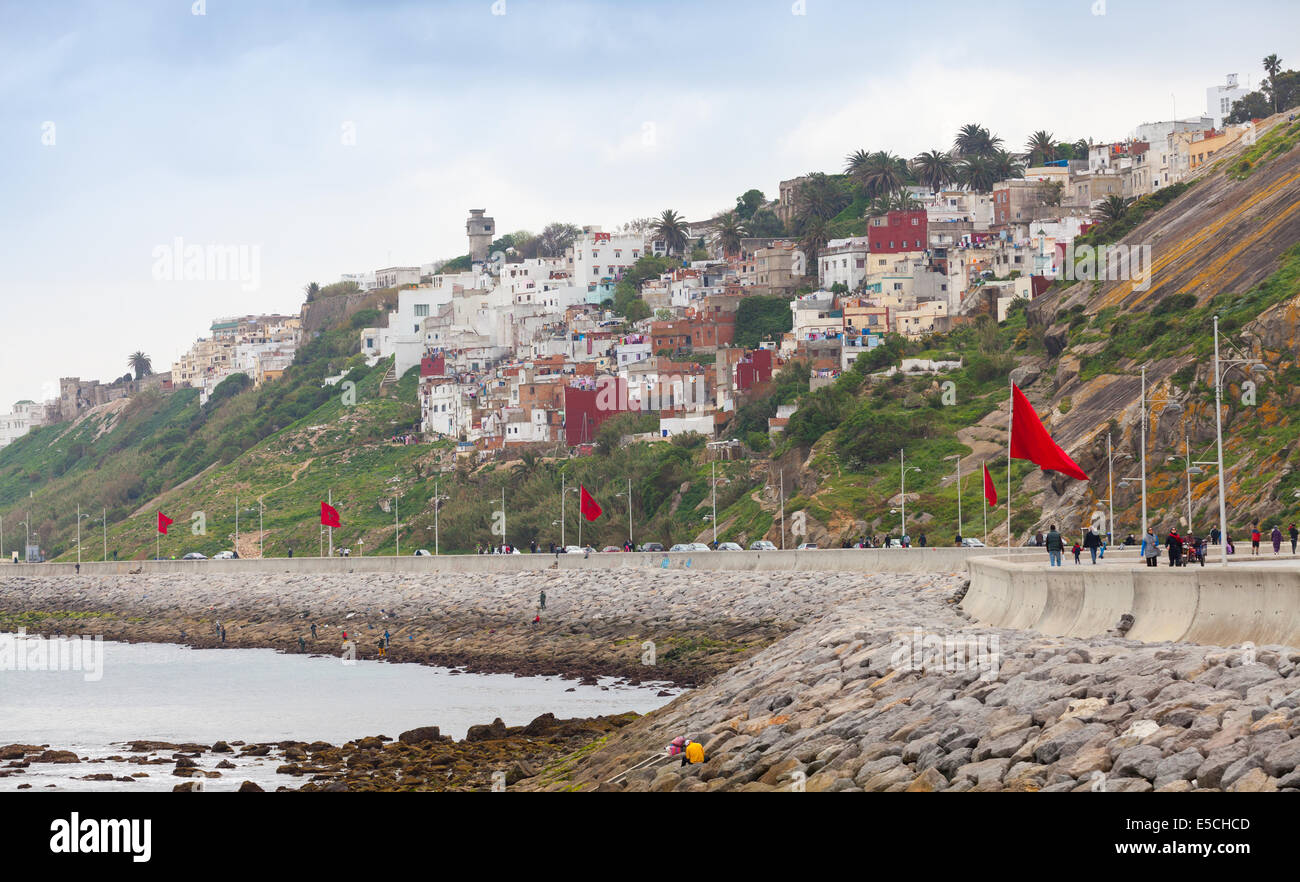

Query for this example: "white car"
[749,540,778,551]
[563,545,584,554]
[689,542,712,552]
[413,549,432,556]
[182,552,207,561]
[213,551,237,560]
[717,542,743,551]
[796,543,819,550]
[961,538,986,547]
[669,543,692,552]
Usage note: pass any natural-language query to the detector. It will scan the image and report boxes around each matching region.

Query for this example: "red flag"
[157,511,174,535]
[1009,384,1088,481]
[579,485,603,522]
[321,502,342,528]
[983,463,998,507]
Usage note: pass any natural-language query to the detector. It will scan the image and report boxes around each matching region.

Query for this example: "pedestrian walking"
[1251,523,1261,555]
[1290,523,1298,554]
[311,623,317,639]
[1083,528,1101,564]
[1071,542,1082,564]
[1045,524,1064,567]
[1272,525,1283,554]
[539,590,546,610]
[1142,528,1159,567]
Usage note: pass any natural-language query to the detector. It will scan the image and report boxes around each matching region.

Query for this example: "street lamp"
[76,505,91,566]
[899,449,921,541]
[433,474,449,556]
[1133,365,1184,539]
[944,453,963,541]
[1211,315,1269,567]
[613,477,633,548]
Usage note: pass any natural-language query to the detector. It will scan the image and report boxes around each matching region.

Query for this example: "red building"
[867,210,928,254]
[420,354,446,377]
[563,380,630,446]
[735,349,773,391]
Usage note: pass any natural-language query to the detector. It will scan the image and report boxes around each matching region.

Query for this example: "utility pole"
[711,460,717,546]
[1213,316,1228,566]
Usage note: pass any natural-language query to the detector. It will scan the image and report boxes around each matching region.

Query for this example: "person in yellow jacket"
[681,738,704,767]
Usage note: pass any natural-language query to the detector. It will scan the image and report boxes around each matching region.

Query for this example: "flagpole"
[983,462,988,546]
[1007,380,1013,552]
[328,489,334,558]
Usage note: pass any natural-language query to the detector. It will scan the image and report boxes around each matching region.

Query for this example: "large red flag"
[1009,383,1088,480]
[321,501,342,528]
[983,463,998,507]
[157,511,174,535]
[579,485,603,522]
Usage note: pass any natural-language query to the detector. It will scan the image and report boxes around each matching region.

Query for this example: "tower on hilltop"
[467,209,495,264]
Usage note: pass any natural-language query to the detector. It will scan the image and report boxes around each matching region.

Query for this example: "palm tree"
[128,352,153,380]
[1264,54,1283,113]
[1098,194,1133,222]
[712,211,746,257]
[956,156,998,192]
[990,149,1026,183]
[844,149,872,188]
[1026,130,1056,164]
[798,216,830,267]
[867,193,899,216]
[858,151,907,198]
[1073,138,1091,160]
[653,210,690,256]
[794,172,850,223]
[304,282,320,302]
[953,123,1003,158]
[911,149,956,192]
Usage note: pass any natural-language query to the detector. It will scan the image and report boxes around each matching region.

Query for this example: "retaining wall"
[963,555,1300,647]
[9,547,1040,579]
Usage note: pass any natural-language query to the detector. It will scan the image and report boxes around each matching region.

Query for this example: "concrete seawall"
[19,546,1040,578]
[963,555,1300,647]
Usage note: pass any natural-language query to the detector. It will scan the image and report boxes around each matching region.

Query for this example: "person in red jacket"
[1251,524,1262,555]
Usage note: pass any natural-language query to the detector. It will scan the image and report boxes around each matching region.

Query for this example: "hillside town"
[0,75,1269,456]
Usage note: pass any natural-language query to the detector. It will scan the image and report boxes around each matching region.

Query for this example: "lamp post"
[1211,315,1269,567]
[899,449,920,541]
[102,507,107,562]
[433,475,449,556]
[614,478,633,548]
[76,505,91,565]
[944,453,962,541]
[259,496,264,559]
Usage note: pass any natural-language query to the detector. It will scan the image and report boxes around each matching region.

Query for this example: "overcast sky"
[2,0,1295,408]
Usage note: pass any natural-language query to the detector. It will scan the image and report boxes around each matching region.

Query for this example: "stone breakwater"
[0,569,883,687]
[529,572,1300,792]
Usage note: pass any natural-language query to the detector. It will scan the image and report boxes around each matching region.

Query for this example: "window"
[414,303,430,317]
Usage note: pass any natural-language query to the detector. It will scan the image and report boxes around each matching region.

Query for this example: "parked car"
[961,538,986,547]
[182,552,207,561]
[669,543,692,552]
[749,540,778,551]
[796,542,819,550]
[212,551,237,560]
[600,546,622,553]
[639,542,665,552]
[413,549,432,556]
[717,542,743,551]
[563,545,584,554]
[688,542,712,552]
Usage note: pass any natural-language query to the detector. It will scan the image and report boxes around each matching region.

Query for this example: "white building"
[0,400,49,448]
[819,237,870,291]
[1207,74,1249,129]
[570,228,648,286]
[375,266,421,289]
